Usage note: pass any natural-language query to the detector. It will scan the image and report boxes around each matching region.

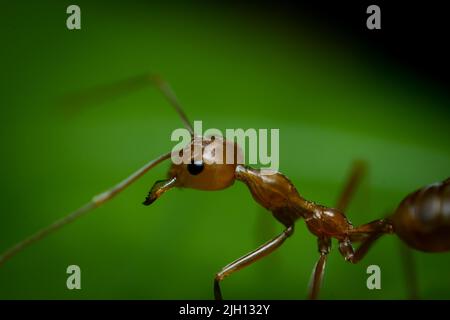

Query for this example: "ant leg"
[336,160,367,211]
[308,237,331,300]
[305,161,366,300]
[254,209,277,246]
[399,242,419,299]
[339,219,393,263]
[349,218,392,237]
[214,225,294,300]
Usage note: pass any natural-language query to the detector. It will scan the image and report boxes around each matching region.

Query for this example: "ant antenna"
[0,151,172,267]
[149,75,194,134]
[62,73,194,134]
[0,73,194,267]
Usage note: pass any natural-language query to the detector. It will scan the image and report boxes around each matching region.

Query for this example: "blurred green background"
[0,1,449,299]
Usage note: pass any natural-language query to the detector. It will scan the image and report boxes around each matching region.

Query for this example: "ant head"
[168,135,243,190]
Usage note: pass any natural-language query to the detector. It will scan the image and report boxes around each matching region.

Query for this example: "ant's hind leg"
[339,219,393,263]
[308,237,331,300]
[351,219,419,299]
[214,225,294,300]
[399,242,419,299]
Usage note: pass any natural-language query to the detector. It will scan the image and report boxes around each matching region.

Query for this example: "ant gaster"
[1,74,448,300]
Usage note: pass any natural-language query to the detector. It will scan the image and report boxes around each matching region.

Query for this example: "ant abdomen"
[391,178,450,252]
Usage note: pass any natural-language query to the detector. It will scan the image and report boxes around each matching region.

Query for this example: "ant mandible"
[0,74,448,300]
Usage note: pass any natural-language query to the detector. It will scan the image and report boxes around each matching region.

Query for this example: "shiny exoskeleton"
[389,178,450,252]
[0,74,448,300]
[141,136,450,300]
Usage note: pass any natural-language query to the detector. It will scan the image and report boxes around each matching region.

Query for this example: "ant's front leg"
[214,225,294,300]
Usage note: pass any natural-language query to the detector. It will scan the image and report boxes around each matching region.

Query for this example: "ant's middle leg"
[308,237,331,300]
[336,160,367,212]
[214,225,294,300]
[306,161,366,300]
[399,242,419,299]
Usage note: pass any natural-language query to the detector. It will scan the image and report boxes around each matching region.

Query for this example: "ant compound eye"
[187,160,204,175]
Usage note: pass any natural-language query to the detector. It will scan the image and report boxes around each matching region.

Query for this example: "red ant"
[0,75,448,299]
